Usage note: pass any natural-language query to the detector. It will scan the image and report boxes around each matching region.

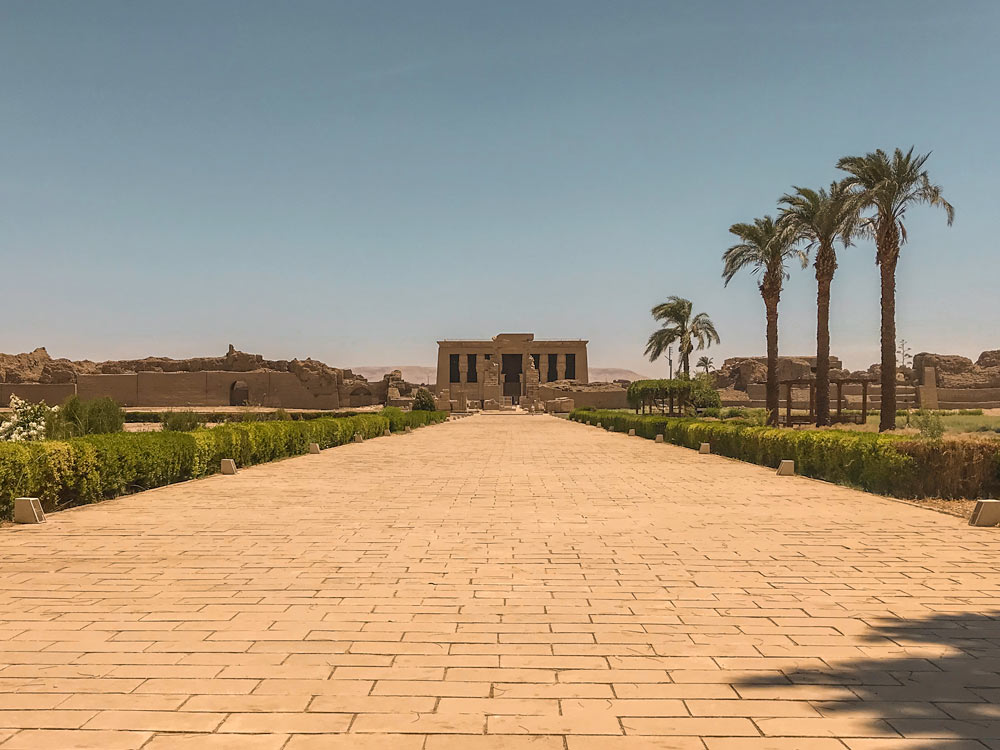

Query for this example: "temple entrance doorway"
[501,354,522,404]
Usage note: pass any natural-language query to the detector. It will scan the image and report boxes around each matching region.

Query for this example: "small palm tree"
[644,296,720,378]
[837,148,954,431]
[778,181,858,427]
[697,356,714,376]
[723,216,807,426]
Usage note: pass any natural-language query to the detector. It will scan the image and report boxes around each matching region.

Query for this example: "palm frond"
[723,215,802,292]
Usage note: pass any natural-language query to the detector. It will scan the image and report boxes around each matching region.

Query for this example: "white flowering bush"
[0,395,55,442]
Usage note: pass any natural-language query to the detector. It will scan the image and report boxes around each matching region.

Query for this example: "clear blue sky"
[3,1,997,374]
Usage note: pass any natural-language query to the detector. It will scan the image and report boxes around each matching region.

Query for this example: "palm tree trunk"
[878,256,898,431]
[764,295,779,426]
[815,272,833,427]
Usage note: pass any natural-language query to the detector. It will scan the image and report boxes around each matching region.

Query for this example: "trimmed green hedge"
[123,410,361,423]
[570,409,1000,500]
[0,410,447,520]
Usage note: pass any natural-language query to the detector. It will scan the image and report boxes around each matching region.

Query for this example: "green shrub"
[913,412,945,440]
[690,374,722,410]
[398,410,448,429]
[48,396,125,439]
[568,409,1000,499]
[380,407,406,432]
[124,410,360,423]
[162,412,203,432]
[413,388,436,411]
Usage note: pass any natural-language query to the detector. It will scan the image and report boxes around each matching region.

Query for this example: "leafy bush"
[0,410,448,520]
[124,410,360,423]
[913,412,945,440]
[47,396,125,439]
[398,409,448,429]
[689,374,722,410]
[569,409,1000,499]
[0,395,51,442]
[413,388,436,411]
[380,407,407,432]
[162,412,204,432]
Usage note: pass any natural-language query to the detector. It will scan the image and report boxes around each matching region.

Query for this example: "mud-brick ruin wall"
[0,383,77,404]
[75,372,343,409]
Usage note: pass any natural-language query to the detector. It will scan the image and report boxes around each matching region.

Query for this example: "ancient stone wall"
[536,384,627,410]
[0,383,77,405]
[0,346,397,410]
[914,351,1000,389]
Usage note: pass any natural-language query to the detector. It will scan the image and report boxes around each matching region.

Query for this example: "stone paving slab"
[1,414,999,749]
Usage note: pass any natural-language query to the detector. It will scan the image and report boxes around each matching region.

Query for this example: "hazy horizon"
[3,1,998,375]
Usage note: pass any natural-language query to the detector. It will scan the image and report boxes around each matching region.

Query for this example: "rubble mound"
[976,350,1000,368]
[546,380,625,392]
[0,348,81,384]
[0,344,350,390]
[716,356,841,390]
[913,351,1000,389]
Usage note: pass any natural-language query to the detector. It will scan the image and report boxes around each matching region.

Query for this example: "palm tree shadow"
[733,612,1000,748]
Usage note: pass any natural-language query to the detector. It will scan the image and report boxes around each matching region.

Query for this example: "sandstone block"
[776,459,795,476]
[354,433,364,443]
[969,499,1000,527]
[655,434,664,443]
[309,443,321,454]
[13,497,45,524]
[220,459,238,475]
[628,428,636,436]
[699,442,711,454]
[383,429,391,437]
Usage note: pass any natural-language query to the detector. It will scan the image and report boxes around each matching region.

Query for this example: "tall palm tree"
[837,148,954,431]
[779,181,858,427]
[723,216,807,426]
[644,296,720,378]
[697,356,714,376]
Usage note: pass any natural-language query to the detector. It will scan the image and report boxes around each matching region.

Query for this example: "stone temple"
[436,333,588,406]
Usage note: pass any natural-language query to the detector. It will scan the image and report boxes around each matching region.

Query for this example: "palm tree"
[778,181,858,427]
[723,216,807,426]
[697,356,714,376]
[837,148,954,431]
[644,296,720,378]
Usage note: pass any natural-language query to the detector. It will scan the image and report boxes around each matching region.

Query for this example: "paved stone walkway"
[2,414,999,749]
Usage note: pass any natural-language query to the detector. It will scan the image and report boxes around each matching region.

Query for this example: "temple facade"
[436,333,588,405]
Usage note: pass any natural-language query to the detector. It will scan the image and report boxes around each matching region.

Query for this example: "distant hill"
[351,365,652,385]
[588,367,652,383]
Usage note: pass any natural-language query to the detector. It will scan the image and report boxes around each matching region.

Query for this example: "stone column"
[539,355,549,383]
[918,367,939,409]
[577,345,589,383]
[436,346,450,394]
[476,354,487,400]
[557,353,566,380]
[458,353,468,384]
